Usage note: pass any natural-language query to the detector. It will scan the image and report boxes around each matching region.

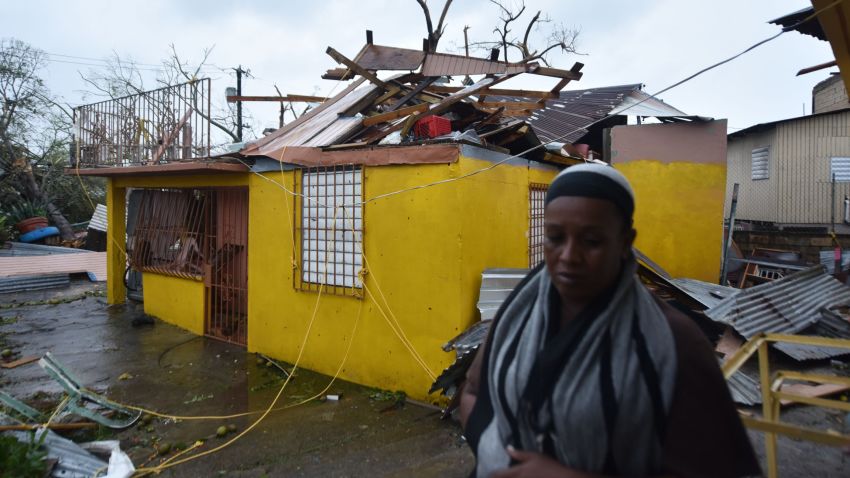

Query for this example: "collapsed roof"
[240,38,587,164]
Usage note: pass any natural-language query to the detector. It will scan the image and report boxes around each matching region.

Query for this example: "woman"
[461,163,760,478]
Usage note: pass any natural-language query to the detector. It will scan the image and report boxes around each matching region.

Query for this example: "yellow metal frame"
[722,333,850,478]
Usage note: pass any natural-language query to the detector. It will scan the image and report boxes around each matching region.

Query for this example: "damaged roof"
[241,38,588,165]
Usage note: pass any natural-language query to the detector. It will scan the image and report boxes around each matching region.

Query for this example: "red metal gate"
[204,188,248,345]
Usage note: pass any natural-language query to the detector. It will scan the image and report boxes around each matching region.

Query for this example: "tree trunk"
[20,169,76,241]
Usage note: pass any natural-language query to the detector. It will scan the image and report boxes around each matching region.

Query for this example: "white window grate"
[529,183,548,267]
[752,147,770,180]
[299,167,363,293]
[830,157,850,182]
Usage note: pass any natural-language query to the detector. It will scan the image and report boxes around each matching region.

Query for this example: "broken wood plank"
[426,85,558,99]
[149,108,193,165]
[326,47,390,90]
[1,355,40,369]
[779,383,850,406]
[534,66,583,80]
[550,62,585,93]
[323,67,354,81]
[716,326,744,362]
[362,103,429,127]
[387,77,439,112]
[401,74,518,137]
[371,86,403,106]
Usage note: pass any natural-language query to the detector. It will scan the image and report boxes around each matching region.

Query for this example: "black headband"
[545,171,634,221]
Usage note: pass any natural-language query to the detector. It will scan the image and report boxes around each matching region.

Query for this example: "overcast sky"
[4,0,837,140]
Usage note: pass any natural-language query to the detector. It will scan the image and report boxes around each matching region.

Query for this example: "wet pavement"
[3,281,850,476]
[0,282,473,477]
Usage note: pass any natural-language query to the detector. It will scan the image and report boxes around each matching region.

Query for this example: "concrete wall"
[813,74,850,114]
[142,273,205,335]
[106,149,558,401]
[610,120,728,282]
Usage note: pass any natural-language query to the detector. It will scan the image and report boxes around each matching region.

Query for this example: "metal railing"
[722,333,850,478]
[73,79,211,168]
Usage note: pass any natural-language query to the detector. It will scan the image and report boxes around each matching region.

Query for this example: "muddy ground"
[1,280,848,476]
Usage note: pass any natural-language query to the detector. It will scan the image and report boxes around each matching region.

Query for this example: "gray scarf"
[474,259,677,476]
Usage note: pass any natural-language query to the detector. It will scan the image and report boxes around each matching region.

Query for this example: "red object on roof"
[414,116,451,139]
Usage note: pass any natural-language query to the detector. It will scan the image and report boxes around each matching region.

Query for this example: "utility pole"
[234,65,245,142]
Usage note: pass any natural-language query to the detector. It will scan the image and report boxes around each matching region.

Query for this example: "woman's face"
[543,196,635,306]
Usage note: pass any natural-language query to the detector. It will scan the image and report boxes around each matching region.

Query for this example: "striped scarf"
[469,259,677,476]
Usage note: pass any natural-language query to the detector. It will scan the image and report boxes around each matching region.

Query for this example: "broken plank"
[363,103,429,127]
[387,77,439,112]
[425,85,557,99]
[1,355,40,369]
[326,47,389,90]
[534,66,583,80]
[551,62,585,93]
[149,108,193,165]
[323,67,354,81]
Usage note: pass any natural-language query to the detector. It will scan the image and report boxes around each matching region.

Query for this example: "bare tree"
[416,0,454,52]
[79,45,242,145]
[0,38,78,240]
[470,0,580,65]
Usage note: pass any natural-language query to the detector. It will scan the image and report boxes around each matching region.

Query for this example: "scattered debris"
[1,355,41,369]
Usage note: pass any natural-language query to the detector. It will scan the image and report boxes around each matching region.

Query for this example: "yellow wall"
[104,154,556,401]
[616,160,726,282]
[142,273,206,335]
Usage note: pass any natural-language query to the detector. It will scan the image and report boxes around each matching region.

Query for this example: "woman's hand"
[490,446,601,478]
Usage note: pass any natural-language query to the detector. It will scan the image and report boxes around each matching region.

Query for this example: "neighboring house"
[726,79,850,230]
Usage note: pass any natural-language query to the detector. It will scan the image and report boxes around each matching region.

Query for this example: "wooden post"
[720,183,739,285]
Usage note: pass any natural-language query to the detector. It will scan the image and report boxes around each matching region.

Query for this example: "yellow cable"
[135,207,346,474]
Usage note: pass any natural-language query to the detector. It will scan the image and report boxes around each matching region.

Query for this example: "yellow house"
[83,143,563,401]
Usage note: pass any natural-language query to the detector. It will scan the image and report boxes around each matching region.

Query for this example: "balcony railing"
[73,79,211,168]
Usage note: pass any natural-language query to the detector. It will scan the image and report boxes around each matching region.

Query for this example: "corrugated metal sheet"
[773,312,850,360]
[669,278,739,309]
[704,265,850,338]
[477,268,528,320]
[0,242,87,257]
[0,252,107,281]
[820,249,850,274]
[727,369,761,406]
[519,84,642,143]
[421,53,527,76]
[88,203,107,232]
[0,274,70,294]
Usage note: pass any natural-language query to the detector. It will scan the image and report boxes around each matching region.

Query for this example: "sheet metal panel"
[422,53,527,77]
[773,312,850,360]
[669,278,739,309]
[0,252,107,281]
[0,274,70,294]
[88,204,108,232]
[704,266,850,338]
[0,242,87,257]
[727,369,761,406]
[477,268,529,320]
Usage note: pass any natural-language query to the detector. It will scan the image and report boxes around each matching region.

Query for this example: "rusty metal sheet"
[704,265,850,339]
[353,44,425,71]
[421,53,528,77]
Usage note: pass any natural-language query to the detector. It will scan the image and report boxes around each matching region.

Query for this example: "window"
[128,189,210,279]
[830,157,850,181]
[529,183,548,267]
[751,147,770,180]
[296,166,363,295]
